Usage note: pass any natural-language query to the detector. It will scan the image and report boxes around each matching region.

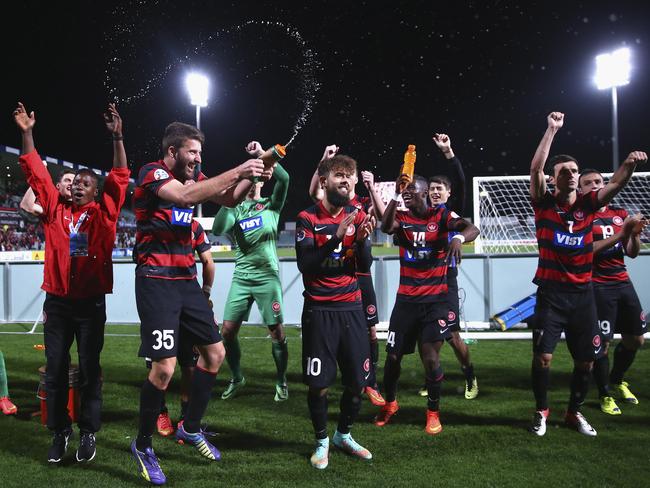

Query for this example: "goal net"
[473,172,650,254]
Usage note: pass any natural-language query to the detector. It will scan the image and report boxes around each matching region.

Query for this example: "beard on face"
[326,185,351,208]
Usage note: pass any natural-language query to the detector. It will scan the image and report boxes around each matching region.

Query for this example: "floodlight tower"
[594,47,631,171]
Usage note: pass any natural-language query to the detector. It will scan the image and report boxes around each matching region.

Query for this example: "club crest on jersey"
[573,210,585,221]
[554,231,584,248]
[613,216,623,226]
[296,228,305,242]
[239,215,263,232]
[593,335,601,347]
[448,311,456,322]
[438,319,446,327]
[427,222,438,232]
[346,224,356,236]
[153,168,169,180]
[641,310,647,323]
[355,202,363,210]
[171,207,193,226]
[272,301,281,313]
[363,358,370,373]
[255,203,265,211]
[367,304,376,316]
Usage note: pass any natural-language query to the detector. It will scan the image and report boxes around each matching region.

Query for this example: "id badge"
[70,232,89,256]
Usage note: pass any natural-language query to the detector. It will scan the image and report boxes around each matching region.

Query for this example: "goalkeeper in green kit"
[212,141,290,401]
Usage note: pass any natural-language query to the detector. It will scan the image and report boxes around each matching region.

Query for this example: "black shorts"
[301,305,371,389]
[386,299,450,356]
[532,286,600,361]
[136,276,221,360]
[357,273,379,328]
[446,276,460,333]
[594,281,647,342]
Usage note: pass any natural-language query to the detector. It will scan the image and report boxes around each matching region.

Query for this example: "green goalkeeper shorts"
[223,273,284,326]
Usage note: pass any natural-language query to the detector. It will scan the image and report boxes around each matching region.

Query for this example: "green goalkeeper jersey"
[212,163,289,277]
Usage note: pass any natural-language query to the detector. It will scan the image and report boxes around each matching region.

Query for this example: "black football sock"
[180,400,189,421]
[159,395,168,415]
[461,363,475,384]
[531,366,550,411]
[568,367,590,414]
[184,367,217,434]
[136,379,164,450]
[610,343,637,385]
[337,389,362,435]
[426,368,444,412]
[369,338,379,388]
[383,356,402,403]
[592,355,610,397]
[307,391,328,440]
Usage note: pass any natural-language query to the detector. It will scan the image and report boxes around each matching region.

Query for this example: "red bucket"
[37,365,80,425]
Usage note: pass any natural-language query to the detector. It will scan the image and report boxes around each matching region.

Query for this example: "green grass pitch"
[0,324,648,487]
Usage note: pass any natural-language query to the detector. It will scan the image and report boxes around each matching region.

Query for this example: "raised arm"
[596,151,647,207]
[530,112,564,202]
[20,187,43,216]
[268,162,289,211]
[13,102,36,155]
[157,159,264,208]
[380,177,404,234]
[433,133,466,214]
[211,206,237,236]
[309,144,338,202]
[104,103,127,169]
[361,171,386,220]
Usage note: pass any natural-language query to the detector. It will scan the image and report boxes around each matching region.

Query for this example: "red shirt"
[394,207,460,302]
[133,160,206,280]
[19,150,130,298]
[296,202,367,306]
[592,206,629,284]
[532,191,599,290]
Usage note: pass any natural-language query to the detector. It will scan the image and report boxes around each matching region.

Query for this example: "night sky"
[2,1,649,219]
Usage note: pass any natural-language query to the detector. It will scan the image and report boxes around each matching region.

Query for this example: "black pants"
[43,293,106,433]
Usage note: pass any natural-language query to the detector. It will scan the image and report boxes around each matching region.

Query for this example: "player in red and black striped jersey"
[309,145,387,407]
[579,170,647,414]
[528,111,647,437]
[297,154,376,469]
[131,121,268,484]
[376,174,479,435]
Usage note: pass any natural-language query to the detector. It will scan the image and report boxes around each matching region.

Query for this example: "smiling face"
[56,172,75,201]
[322,166,355,208]
[170,138,202,182]
[402,177,429,211]
[429,181,450,206]
[71,171,98,206]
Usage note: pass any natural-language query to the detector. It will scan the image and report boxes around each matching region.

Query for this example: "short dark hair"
[546,154,579,176]
[161,122,205,153]
[56,169,75,183]
[318,154,357,177]
[75,168,99,185]
[429,175,452,191]
[578,168,603,185]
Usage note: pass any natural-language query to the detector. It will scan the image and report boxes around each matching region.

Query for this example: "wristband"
[452,234,465,244]
[392,193,400,202]
[202,285,212,294]
[112,135,124,141]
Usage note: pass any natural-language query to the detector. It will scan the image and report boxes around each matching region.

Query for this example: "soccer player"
[422,133,478,400]
[0,351,18,415]
[131,121,265,485]
[578,169,647,414]
[20,169,74,215]
[309,145,386,407]
[212,140,290,402]
[149,217,215,436]
[376,174,479,435]
[297,154,375,469]
[528,111,646,437]
[13,102,130,462]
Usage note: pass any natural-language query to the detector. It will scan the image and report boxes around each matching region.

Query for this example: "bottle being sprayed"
[260,144,286,167]
[399,144,416,191]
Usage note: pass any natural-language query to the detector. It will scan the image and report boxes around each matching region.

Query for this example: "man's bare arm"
[530,112,564,201]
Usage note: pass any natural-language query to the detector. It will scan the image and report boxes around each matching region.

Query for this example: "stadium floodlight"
[185,72,209,217]
[594,47,632,171]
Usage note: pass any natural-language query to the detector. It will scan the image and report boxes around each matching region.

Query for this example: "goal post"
[473,171,650,255]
